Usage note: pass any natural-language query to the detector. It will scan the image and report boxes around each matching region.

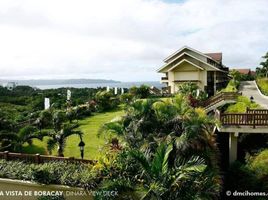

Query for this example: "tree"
[260,52,268,78]
[97,96,221,198]
[53,111,66,131]
[229,69,241,81]
[130,143,213,199]
[46,124,83,157]
[66,109,76,123]
[129,85,150,99]
[95,91,118,112]
[0,126,43,152]
[38,110,53,129]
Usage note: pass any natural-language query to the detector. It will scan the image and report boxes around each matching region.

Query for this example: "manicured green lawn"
[22,109,124,160]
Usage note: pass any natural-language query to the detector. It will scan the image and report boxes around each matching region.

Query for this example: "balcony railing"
[203,92,241,108]
[215,109,268,128]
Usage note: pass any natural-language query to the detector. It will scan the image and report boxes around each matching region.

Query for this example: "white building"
[157,46,229,96]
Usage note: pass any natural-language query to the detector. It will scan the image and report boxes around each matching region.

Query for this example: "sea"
[31,81,164,90]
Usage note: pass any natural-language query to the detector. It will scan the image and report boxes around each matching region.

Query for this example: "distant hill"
[0,79,120,86]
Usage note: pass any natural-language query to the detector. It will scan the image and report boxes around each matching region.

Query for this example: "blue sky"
[0,0,268,81]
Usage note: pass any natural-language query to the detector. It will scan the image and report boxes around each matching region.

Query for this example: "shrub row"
[0,160,98,189]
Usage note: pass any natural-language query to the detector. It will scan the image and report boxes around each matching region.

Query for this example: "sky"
[0,0,268,82]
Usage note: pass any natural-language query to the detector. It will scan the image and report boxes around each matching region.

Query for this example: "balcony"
[161,77,168,82]
[161,77,168,80]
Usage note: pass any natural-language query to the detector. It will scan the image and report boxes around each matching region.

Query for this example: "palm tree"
[0,125,43,152]
[46,124,83,157]
[229,69,241,81]
[260,52,268,78]
[98,97,221,198]
[53,111,66,132]
[130,142,218,199]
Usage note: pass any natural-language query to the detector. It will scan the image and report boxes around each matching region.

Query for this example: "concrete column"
[168,71,175,94]
[229,132,239,164]
[213,71,217,94]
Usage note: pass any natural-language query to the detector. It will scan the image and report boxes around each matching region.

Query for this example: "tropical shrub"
[224,161,263,192]
[225,96,261,113]
[0,160,96,188]
[119,93,134,103]
[247,149,268,183]
[95,91,119,112]
[222,79,239,92]
[74,106,92,119]
[129,85,150,99]
[98,97,221,199]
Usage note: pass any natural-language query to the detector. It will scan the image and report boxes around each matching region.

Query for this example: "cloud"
[0,0,267,81]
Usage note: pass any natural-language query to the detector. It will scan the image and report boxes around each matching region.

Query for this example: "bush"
[222,79,239,92]
[225,96,260,113]
[129,85,150,99]
[0,160,97,188]
[74,106,92,119]
[120,93,134,103]
[224,161,263,192]
[247,149,268,182]
[95,91,119,112]
[32,168,52,184]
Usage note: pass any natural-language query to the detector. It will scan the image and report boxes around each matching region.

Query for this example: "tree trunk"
[58,144,64,157]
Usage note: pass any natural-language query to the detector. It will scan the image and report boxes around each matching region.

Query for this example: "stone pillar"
[229,132,239,164]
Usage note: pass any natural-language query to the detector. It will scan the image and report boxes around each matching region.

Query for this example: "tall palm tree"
[46,124,83,157]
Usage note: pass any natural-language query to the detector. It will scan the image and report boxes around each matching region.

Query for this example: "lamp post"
[78,140,85,159]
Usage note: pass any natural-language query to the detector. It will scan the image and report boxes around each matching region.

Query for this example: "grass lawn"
[257,78,268,96]
[22,109,124,160]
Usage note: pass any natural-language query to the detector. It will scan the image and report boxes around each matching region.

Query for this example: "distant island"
[0,79,121,86]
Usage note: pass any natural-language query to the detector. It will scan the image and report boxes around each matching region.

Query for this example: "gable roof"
[205,53,222,62]
[157,51,225,73]
[163,46,221,64]
[232,68,252,75]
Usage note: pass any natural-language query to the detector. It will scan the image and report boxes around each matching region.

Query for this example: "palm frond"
[151,143,173,177]
[98,121,124,137]
[130,150,151,176]
[47,138,57,154]
[0,132,18,141]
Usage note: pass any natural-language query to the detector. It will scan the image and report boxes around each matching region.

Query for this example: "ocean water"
[32,81,164,90]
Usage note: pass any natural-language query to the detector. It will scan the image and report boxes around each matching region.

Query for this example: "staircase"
[204,92,241,112]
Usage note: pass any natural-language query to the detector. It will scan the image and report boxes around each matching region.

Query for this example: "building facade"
[157,46,229,96]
